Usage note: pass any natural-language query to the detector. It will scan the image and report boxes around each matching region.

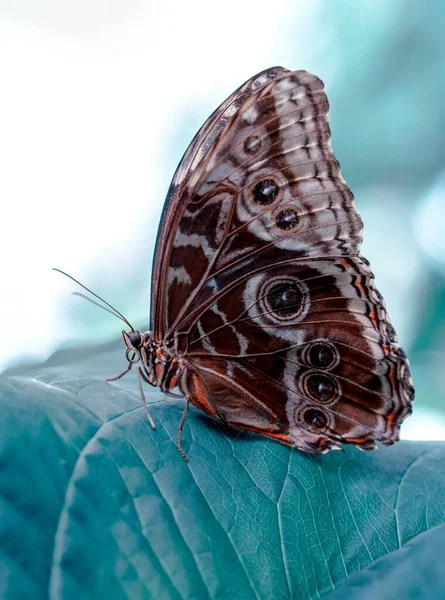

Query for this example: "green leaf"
[1,340,444,599]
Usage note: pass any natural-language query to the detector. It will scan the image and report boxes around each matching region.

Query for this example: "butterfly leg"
[136,366,157,430]
[177,398,190,462]
[105,362,132,381]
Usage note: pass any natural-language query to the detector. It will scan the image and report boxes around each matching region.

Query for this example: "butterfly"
[57,67,414,461]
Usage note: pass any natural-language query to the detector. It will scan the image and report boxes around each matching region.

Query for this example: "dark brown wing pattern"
[151,68,414,453]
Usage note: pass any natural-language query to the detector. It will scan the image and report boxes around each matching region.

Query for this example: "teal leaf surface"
[1,340,444,599]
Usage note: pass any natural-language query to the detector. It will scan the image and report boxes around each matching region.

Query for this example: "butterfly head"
[123,329,143,351]
[121,329,159,384]
[122,329,148,364]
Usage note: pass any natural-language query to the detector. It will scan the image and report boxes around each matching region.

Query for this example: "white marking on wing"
[173,231,214,261]
[197,321,216,354]
[167,266,192,285]
[210,302,249,361]
[243,104,259,124]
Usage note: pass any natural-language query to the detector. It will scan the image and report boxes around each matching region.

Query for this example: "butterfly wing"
[184,257,413,452]
[152,68,414,452]
[151,66,290,339]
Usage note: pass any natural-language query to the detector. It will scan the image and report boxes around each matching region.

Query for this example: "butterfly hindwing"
[186,257,413,452]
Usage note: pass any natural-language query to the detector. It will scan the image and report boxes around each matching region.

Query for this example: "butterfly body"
[122,330,185,392]
[115,67,414,457]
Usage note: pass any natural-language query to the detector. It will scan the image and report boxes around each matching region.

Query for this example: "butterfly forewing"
[151,68,414,453]
[151,66,290,339]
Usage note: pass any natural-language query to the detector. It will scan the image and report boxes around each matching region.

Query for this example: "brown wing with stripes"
[153,68,414,452]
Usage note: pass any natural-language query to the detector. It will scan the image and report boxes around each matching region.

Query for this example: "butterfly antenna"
[72,292,132,325]
[53,268,135,332]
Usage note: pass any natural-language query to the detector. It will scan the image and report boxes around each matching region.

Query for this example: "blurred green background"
[1,0,444,439]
